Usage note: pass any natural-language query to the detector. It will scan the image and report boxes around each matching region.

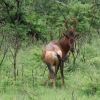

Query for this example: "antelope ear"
[62,33,69,38]
[75,33,81,38]
[65,34,69,39]
[62,33,66,37]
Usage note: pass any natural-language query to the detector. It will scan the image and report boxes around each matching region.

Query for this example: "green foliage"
[0,33,100,99]
[1,0,100,39]
[81,72,100,95]
[0,0,100,100]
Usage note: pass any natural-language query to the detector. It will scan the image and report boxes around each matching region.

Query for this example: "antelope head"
[64,18,80,52]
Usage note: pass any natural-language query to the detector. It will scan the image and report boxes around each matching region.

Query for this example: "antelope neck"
[58,37,69,57]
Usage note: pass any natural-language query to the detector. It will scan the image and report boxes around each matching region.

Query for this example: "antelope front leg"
[60,63,65,88]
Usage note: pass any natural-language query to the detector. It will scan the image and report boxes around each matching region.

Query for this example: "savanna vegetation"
[0,0,100,100]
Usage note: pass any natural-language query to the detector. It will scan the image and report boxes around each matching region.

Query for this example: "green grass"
[0,34,100,100]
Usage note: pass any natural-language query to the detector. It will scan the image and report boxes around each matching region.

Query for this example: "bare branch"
[53,0,66,20]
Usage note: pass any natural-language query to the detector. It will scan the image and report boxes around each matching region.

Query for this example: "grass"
[0,34,100,100]
[0,82,100,100]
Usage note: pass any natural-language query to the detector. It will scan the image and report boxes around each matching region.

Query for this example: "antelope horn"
[65,18,69,30]
[72,18,77,30]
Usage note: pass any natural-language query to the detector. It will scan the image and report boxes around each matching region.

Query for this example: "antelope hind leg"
[46,72,51,87]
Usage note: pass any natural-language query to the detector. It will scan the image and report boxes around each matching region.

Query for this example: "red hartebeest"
[42,18,80,90]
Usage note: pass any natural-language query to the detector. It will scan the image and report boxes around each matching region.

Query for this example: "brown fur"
[42,18,80,90]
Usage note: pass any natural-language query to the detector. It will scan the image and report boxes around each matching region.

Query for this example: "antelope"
[42,18,80,90]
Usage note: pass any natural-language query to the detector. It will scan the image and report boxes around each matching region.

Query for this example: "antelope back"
[42,41,62,66]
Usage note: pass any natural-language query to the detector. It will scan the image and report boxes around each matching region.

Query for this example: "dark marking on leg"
[46,62,55,76]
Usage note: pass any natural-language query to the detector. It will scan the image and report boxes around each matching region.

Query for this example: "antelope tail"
[56,53,68,62]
